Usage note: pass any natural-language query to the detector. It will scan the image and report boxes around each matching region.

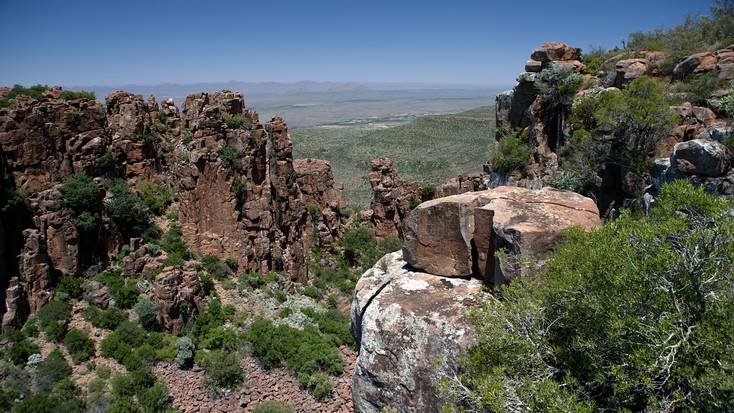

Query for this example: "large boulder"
[671,139,732,177]
[612,58,650,87]
[402,191,494,277]
[531,43,581,62]
[403,187,601,279]
[350,251,482,413]
[673,52,717,81]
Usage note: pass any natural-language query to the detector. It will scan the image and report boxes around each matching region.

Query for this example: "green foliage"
[453,181,734,411]
[673,71,727,105]
[490,131,530,174]
[218,145,242,167]
[720,85,734,117]
[37,349,72,384]
[137,180,173,216]
[44,320,66,342]
[133,299,160,331]
[156,224,190,266]
[96,149,116,168]
[252,400,294,413]
[175,336,195,368]
[340,226,401,271]
[57,276,84,299]
[105,179,151,237]
[87,306,128,330]
[201,350,244,390]
[74,210,98,232]
[152,119,167,133]
[35,300,71,330]
[548,169,596,194]
[247,317,344,397]
[9,337,40,365]
[137,380,170,412]
[582,46,624,75]
[0,84,48,107]
[577,77,677,154]
[420,184,435,201]
[61,172,99,212]
[59,90,95,101]
[223,113,250,130]
[113,283,140,309]
[181,128,193,144]
[64,329,95,363]
[201,255,232,279]
[307,202,322,220]
[232,176,246,200]
[535,63,583,106]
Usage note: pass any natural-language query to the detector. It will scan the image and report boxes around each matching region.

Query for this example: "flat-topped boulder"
[531,43,581,62]
[403,186,602,279]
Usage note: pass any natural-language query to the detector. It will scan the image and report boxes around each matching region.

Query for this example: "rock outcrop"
[152,267,205,335]
[350,251,482,413]
[0,87,346,328]
[367,158,422,239]
[403,186,601,280]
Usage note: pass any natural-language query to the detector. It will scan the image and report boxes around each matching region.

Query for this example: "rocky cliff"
[0,87,346,330]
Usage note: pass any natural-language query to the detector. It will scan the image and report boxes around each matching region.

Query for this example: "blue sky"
[0,0,714,86]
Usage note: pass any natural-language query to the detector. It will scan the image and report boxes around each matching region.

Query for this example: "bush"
[175,336,195,368]
[37,350,72,385]
[133,299,160,331]
[535,63,583,106]
[218,145,242,167]
[548,169,596,194]
[88,306,128,330]
[61,172,99,212]
[720,86,734,117]
[181,128,193,144]
[0,84,48,107]
[156,224,190,266]
[35,300,71,329]
[252,400,294,413]
[490,131,530,174]
[451,181,734,411]
[674,71,726,105]
[113,283,139,309]
[138,381,170,412]
[201,350,244,390]
[420,184,435,201]
[64,329,95,363]
[105,179,151,237]
[9,338,40,365]
[57,276,84,299]
[223,113,250,130]
[59,90,95,101]
[137,180,173,216]
[74,210,98,232]
[201,255,231,279]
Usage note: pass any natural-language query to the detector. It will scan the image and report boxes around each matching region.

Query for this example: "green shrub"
[232,176,246,200]
[420,184,435,201]
[201,255,231,279]
[307,202,322,220]
[674,71,726,105]
[88,306,128,330]
[223,113,250,130]
[61,172,99,212]
[9,338,40,365]
[252,400,294,413]
[218,145,242,167]
[720,86,734,117]
[136,180,173,216]
[138,381,170,412]
[35,300,71,329]
[37,350,72,384]
[0,84,48,107]
[451,181,734,411]
[201,350,244,390]
[156,224,190,265]
[133,299,160,331]
[548,169,596,194]
[152,119,167,133]
[113,283,139,309]
[59,90,95,101]
[535,63,583,106]
[300,372,333,400]
[96,149,115,168]
[64,329,95,363]
[74,211,98,232]
[57,276,84,299]
[43,320,66,342]
[490,131,530,174]
[105,180,151,237]
[181,128,193,144]
[175,336,195,368]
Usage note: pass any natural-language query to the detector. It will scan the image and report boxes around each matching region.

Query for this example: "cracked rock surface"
[350,251,482,413]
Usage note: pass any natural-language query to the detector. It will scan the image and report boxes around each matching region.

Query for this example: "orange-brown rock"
[152,267,205,335]
[673,52,717,81]
[612,58,651,87]
[367,158,422,239]
[531,43,582,62]
[403,187,601,279]
[294,158,347,246]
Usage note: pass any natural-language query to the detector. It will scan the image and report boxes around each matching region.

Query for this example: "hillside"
[291,106,495,207]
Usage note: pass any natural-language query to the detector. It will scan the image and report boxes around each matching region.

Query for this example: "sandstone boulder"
[671,139,731,177]
[531,43,581,62]
[350,251,482,413]
[368,158,422,239]
[152,267,205,334]
[613,58,650,87]
[673,52,717,81]
[403,187,601,280]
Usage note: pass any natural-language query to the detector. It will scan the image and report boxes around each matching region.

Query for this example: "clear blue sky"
[0,0,714,86]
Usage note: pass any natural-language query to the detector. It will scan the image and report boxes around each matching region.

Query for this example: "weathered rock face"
[367,158,422,239]
[403,187,601,280]
[531,43,581,62]
[350,251,482,413]
[671,139,732,177]
[0,87,345,328]
[673,52,717,81]
[294,158,347,246]
[612,58,651,87]
[152,267,205,335]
